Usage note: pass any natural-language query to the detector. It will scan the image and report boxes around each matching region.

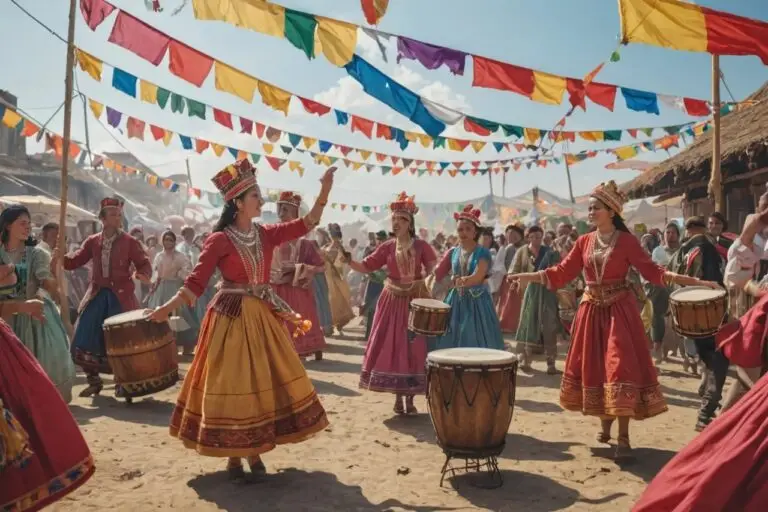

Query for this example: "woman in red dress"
[510,181,718,458]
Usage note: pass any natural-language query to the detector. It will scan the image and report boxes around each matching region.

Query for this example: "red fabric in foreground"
[108,11,170,66]
[472,56,535,96]
[633,373,768,512]
[703,7,768,66]
[717,293,768,369]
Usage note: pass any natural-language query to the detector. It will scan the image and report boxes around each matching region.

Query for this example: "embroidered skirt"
[0,322,94,511]
[71,288,122,374]
[169,295,329,457]
[273,283,327,357]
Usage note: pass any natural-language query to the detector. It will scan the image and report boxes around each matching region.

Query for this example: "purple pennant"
[396,36,466,75]
[106,107,123,128]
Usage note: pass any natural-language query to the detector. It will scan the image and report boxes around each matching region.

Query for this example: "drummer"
[430,205,503,351]
[668,216,726,431]
[58,197,152,398]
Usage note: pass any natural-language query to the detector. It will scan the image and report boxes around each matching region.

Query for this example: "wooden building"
[623,81,768,231]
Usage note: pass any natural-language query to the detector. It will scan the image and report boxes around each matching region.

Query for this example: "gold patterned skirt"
[169,296,329,457]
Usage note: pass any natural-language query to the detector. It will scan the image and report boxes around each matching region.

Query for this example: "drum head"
[103,309,152,327]
[670,286,725,302]
[428,347,517,365]
[411,298,450,310]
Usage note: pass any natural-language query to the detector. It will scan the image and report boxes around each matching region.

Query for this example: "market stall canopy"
[0,195,96,226]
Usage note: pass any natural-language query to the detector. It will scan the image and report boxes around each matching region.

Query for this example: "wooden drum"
[103,309,179,398]
[669,287,727,339]
[409,298,450,336]
[426,348,518,458]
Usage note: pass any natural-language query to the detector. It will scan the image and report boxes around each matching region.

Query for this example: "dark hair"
[525,225,543,237]
[0,205,36,246]
[708,211,728,230]
[612,214,631,233]
[213,200,238,232]
[161,230,177,243]
[665,221,681,237]
[685,216,707,230]
[42,222,59,235]
[546,230,556,239]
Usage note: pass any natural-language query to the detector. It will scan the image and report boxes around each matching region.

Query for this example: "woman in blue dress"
[431,205,503,351]
[0,205,76,403]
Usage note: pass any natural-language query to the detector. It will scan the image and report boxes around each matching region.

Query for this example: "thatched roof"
[623,81,768,199]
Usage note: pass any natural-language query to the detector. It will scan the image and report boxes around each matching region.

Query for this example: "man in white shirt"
[37,222,59,254]
[648,222,682,364]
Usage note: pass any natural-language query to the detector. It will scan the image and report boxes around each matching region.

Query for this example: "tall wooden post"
[563,143,575,204]
[56,0,78,333]
[708,55,724,213]
[487,168,494,197]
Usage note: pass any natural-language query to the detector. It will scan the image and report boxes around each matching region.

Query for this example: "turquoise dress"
[433,246,504,351]
[0,246,76,403]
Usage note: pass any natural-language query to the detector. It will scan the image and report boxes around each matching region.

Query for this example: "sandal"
[248,457,267,478]
[615,436,633,461]
[78,383,103,398]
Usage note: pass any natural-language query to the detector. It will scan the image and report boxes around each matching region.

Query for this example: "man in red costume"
[63,197,152,397]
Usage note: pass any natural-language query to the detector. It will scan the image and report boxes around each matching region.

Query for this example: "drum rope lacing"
[435,365,516,412]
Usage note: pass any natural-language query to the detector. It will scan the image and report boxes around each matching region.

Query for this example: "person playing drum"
[430,205,502,351]
[148,160,334,482]
[509,181,719,459]
[344,192,437,416]
[59,197,152,398]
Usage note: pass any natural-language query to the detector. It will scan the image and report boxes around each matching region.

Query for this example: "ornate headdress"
[100,197,123,211]
[591,180,627,215]
[453,204,482,227]
[389,191,418,217]
[211,159,257,202]
[276,191,302,208]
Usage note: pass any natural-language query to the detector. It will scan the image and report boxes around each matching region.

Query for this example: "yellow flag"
[614,145,639,160]
[316,17,357,66]
[75,50,103,81]
[523,128,541,145]
[193,0,285,38]
[359,150,371,161]
[1,109,22,129]
[417,134,432,148]
[211,143,225,157]
[531,71,567,105]
[302,137,317,149]
[263,144,273,154]
[163,131,174,147]
[470,140,486,152]
[579,131,604,142]
[87,100,104,119]
[140,81,159,104]
[258,81,291,114]
[215,61,259,102]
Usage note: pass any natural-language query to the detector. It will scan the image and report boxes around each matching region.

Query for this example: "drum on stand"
[669,287,727,338]
[103,309,179,403]
[409,298,450,336]
[426,348,518,488]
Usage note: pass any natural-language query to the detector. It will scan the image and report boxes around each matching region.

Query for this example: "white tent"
[0,195,96,227]
[623,196,683,229]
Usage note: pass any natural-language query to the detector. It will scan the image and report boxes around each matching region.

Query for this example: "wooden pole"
[487,168,494,197]
[56,0,77,333]
[563,143,575,204]
[709,54,724,214]
[502,169,507,197]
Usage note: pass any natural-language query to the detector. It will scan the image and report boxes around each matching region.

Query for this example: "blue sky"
[1,0,766,210]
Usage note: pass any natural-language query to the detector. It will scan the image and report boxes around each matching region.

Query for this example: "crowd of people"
[0,163,766,509]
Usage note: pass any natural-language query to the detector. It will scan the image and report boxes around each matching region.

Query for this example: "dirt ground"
[52,320,706,512]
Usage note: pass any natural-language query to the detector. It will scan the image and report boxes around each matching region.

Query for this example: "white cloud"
[418,81,470,112]
[313,76,376,110]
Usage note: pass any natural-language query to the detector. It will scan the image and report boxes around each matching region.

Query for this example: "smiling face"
[235,185,264,220]
[391,214,411,238]
[588,197,614,229]
[708,216,724,237]
[456,219,477,243]
[277,202,298,223]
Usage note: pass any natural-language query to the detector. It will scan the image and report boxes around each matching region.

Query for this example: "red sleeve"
[625,233,666,286]
[63,235,94,270]
[129,237,152,278]
[361,240,391,272]
[434,248,453,281]
[544,235,586,290]
[420,240,437,270]
[262,219,310,249]
[182,232,226,299]
[301,240,324,267]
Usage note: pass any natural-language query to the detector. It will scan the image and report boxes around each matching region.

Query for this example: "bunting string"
[80,1,715,147]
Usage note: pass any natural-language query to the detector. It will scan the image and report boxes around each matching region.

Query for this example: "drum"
[669,287,727,338]
[426,348,518,457]
[409,298,450,336]
[103,309,179,398]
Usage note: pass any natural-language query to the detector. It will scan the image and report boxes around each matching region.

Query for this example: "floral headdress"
[591,180,627,215]
[211,159,257,202]
[389,191,418,217]
[453,204,482,227]
[276,191,302,208]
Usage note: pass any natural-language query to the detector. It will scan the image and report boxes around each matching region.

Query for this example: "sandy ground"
[51,320,707,512]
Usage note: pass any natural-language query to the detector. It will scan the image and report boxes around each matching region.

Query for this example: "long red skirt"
[633,373,768,511]
[0,322,94,511]
[561,295,667,419]
[497,279,523,334]
[273,283,327,357]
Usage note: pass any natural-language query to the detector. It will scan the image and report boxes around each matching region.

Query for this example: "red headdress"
[99,197,123,211]
[211,159,257,202]
[591,180,627,215]
[389,191,418,217]
[276,191,302,208]
[453,204,482,227]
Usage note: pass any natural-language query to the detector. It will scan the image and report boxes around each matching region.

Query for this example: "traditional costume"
[64,198,152,395]
[543,182,667,419]
[0,320,94,511]
[170,160,328,458]
[0,242,75,403]
[310,241,333,335]
[271,192,327,359]
[321,225,355,331]
[496,227,526,333]
[361,231,388,340]
[432,206,503,351]
[359,193,437,394]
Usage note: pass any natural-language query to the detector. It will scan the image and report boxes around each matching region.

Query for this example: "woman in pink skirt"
[345,192,437,415]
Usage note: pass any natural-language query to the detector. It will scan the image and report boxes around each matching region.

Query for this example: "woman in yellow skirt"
[150,160,335,481]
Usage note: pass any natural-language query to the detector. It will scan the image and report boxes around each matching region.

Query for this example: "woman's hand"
[319,166,337,192]
[148,305,171,323]
[134,272,151,284]
[21,299,44,321]
[697,279,722,290]
[508,272,538,291]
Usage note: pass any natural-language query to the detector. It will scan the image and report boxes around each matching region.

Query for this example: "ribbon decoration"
[80,2,715,148]
[619,0,768,65]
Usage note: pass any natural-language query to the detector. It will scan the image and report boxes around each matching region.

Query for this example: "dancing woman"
[149,160,334,481]
[0,269,94,510]
[345,192,437,415]
[431,205,503,351]
[509,181,719,458]
[0,205,76,402]
[321,224,355,333]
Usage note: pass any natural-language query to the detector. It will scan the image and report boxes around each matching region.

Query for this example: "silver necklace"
[226,223,259,246]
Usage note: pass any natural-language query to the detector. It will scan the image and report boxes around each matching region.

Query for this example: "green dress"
[0,245,76,403]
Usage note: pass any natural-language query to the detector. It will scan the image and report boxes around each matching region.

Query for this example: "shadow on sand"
[70,393,176,427]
